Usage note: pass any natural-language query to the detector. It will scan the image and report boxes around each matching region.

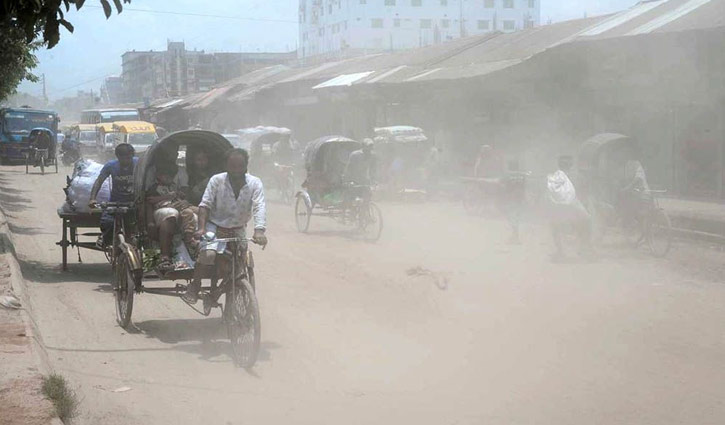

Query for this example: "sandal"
[157,257,175,274]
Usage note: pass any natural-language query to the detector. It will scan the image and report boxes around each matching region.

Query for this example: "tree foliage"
[0,21,40,103]
[1,0,131,48]
[0,1,131,102]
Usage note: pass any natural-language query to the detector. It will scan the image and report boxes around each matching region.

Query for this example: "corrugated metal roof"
[313,71,374,89]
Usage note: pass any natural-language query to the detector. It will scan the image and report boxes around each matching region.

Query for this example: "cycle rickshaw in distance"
[577,133,672,257]
[107,130,262,367]
[25,128,59,174]
[295,136,383,241]
[239,126,297,204]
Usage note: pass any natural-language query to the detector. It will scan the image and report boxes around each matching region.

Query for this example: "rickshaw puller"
[89,144,138,246]
[183,149,267,304]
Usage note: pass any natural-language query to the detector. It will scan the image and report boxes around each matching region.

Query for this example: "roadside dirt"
[0,243,55,425]
[2,164,725,425]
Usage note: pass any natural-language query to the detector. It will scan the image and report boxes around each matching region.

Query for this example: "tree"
[0,22,39,103]
[1,0,131,48]
[0,1,130,102]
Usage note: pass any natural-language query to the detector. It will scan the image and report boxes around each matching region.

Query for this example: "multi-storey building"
[121,42,295,103]
[100,76,124,105]
[299,0,541,59]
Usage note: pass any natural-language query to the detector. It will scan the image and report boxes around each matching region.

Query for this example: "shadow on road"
[135,318,280,364]
[17,258,110,285]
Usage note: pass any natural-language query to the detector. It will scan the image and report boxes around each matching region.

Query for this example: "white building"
[299,0,541,59]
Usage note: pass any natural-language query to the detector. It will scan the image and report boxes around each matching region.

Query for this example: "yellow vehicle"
[96,122,120,155]
[69,123,98,150]
[112,121,156,153]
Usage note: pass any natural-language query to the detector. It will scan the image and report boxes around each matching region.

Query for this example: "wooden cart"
[56,210,104,271]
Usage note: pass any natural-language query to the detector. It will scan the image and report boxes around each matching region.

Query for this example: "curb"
[0,204,63,424]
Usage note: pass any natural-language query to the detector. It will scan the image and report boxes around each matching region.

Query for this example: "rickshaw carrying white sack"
[59,159,111,214]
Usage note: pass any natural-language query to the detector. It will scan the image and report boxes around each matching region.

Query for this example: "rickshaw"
[373,126,431,196]
[239,126,297,204]
[295,136,383,241]
[25,128,59,174]
[101,130,262,367]
[577,133,672,257]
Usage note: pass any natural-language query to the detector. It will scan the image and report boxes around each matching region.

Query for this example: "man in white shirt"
[183,148,267,303]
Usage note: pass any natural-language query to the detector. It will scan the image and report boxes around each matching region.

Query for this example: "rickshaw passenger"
[146,161,199,269]
[183,149,268,304]
[186,148,214,205]
[144,142,188,190]
[89,144,138,246]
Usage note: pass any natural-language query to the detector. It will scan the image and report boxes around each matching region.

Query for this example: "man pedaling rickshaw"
[183,148,268,304]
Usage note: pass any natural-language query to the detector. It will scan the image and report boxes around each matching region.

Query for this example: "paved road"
[2,164,725,424]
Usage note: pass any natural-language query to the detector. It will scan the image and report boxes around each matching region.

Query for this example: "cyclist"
[89,144,138,246]
[184,148,267,304]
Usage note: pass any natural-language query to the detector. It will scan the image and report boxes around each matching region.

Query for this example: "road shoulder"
[0,204,61,425]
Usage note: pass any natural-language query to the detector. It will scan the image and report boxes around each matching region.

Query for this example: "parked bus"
[0,107,59,163]
[80,108,139,125]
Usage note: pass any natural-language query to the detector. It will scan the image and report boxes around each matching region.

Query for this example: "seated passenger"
[146,161,198,272]
[186,149,213,206]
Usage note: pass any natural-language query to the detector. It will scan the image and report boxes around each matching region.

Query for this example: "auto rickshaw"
[95,130,263,367]
[112,121,157,154]
[577,133,672,257]
[295,136,383,241]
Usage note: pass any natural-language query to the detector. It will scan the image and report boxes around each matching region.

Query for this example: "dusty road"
[2,164,725,424]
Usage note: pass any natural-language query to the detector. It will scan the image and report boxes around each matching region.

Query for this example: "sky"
[20,0,636,99]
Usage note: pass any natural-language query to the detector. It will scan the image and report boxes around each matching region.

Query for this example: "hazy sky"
[20,0,636,99]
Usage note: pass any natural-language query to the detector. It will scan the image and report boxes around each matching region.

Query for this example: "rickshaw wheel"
[226,277,260,368]
[25,153,29,174]
[359,202,383,242]
[39,155,45,175]
[295,194,311,233]
[54,157,58,173]
[114,254,137,329]
[647,209,672,258]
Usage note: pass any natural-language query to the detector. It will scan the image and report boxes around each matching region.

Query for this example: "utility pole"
[459,0,466,38]
[41,73,48,103]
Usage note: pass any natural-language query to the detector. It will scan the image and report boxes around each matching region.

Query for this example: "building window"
[371,18,384,28]
[394,18,401,27]
[420,19,432,28]
[440,0,448,4]
[477,20,490,30]
[484,0,494,8]
[528,0,535,7]
[385,0,396,5]
[503,20,515,30]
[412,0,422,6]
[441,19,450,28]
[503,0,513,8]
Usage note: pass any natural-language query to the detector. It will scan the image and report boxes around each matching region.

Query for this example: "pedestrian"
[546,155,591,261]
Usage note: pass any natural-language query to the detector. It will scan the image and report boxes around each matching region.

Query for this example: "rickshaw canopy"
[237,126,292,151]
[95,123,115,133]
[133,130,233,201]
[303,135,361,173]
[578,133,636,170]
[373,126,428,144]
